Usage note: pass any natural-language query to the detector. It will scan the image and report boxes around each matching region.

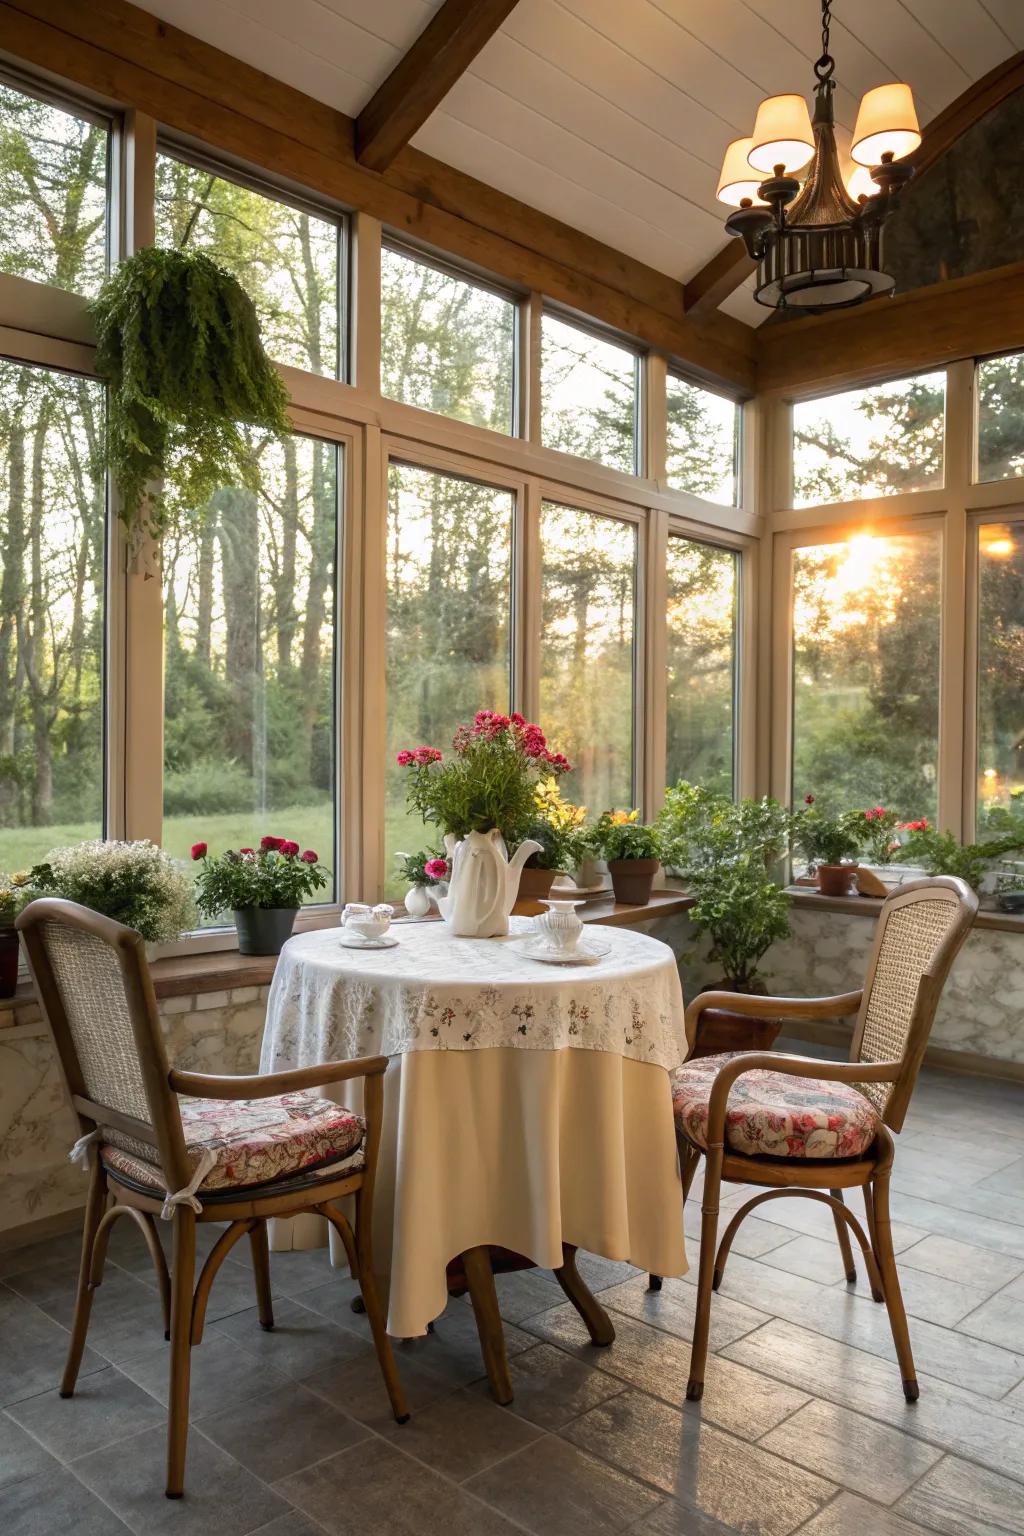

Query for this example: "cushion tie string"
[68,1128,101,1170]
[160,1149,218,1222]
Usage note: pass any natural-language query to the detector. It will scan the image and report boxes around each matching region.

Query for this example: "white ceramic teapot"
[433,829,542,938]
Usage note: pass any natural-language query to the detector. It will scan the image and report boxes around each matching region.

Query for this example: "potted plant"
[192,837,328,954]
[395,849,449,917]
[792,797,862,896]
[657,781,793,877]
[593,810,661,905]
[90,247,290,539]
[0,872,33,998]
[26,840,196,942]
[520,777,589,902]
[849,805,902,868]
[893,823,1024,895]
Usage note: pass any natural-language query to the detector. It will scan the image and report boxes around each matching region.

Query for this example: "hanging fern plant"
[89,246,291,537]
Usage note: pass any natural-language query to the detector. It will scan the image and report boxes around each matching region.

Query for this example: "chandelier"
[716,0,921,313]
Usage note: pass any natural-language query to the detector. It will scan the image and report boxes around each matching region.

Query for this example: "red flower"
[396,750,414,766]
[510,712,526,727]
[280,840,300,857]
[899,818,929,832]
[412,746,442,764]
[239,847,255,856]
[260,835,284,852]
[190,842,207,860]
[804,794,815,805]
[300,849,318,864]
[424,856,449,880]
[544,750,571,773]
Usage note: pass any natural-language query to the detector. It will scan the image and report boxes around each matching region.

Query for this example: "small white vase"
[534,898,585,953]
[404,883,432,918]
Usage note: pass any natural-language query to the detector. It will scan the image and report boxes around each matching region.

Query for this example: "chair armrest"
[703,1051,901,1149]
[684,989,862,1052]
[168,1056,388,1101]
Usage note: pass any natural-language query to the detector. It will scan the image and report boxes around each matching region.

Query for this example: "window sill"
[7,890,694,1011]
[786,886,1024,933]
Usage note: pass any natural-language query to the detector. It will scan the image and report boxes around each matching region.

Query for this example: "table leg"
[461,1245,514,1404]
[553,1245,616,1346]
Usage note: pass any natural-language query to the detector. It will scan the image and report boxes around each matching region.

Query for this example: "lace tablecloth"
[261,916,689,1334]
[262,917,687,1074]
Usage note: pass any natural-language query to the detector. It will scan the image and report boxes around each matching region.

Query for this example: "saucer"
[516,935,610,965]
[339,932,399,949]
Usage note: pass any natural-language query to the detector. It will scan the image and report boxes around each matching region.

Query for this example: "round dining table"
[260,914,689,1392]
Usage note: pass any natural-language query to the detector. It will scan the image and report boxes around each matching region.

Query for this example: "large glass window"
[976,521,1024,837]
[977,353,1024,483]
[540,503,636,813]
[0,80,108,296]
[792,372,946,508]
[385,463,514,895]
[791,532,941,820]
[0,360,106,867]
[666,538,738,795]
[381,245,516,434]
[155,151,341,377]
[666,376,739,506]
[541,314,638,474]
[162,434,338,901]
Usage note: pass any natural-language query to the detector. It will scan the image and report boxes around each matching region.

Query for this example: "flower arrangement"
[850,805,902,865]
[398,711,571,846]
[27,840,196,941]
[395,850,450,887]
[527,777,589,872]
[191,836,328,917]
[591,809,660,863]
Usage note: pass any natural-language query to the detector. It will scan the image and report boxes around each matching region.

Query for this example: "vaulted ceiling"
[134,0,1022,326]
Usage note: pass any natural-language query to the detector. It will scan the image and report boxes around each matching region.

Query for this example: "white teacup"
[342,902,393,942]
[534,898,585,954]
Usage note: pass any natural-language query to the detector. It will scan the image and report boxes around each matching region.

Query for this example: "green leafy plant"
[28,840,195,941]
[792,798,862,867]
[688,861,791,992]
[592,810,660,862]
[191,836,329,916]
[90,247,290,536]
[395,849,449,886]
[657,782,793,876]
[894,825,1024,891]
[398,711,571,847]
[527,777,589,871]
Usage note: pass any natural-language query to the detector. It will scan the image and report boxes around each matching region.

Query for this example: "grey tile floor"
[1,1059,1023,1535]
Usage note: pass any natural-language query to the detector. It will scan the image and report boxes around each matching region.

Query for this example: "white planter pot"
[404,883,432,918]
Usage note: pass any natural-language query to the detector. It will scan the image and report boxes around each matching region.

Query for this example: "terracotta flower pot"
[517,866,558,903]
[608,857,659,906]
[816,864,856,897]
[233,906,298,955]
[0,924,18,999]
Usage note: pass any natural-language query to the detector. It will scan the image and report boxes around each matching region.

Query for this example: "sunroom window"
[540,314,639,474]
[666,537,738,796]
[665,376,740,506]
[792,371,946,509]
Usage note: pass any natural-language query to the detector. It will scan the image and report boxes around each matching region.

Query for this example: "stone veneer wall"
[2,904,1021,1239]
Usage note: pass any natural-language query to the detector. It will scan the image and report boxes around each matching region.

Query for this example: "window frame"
[964,505,1024,841]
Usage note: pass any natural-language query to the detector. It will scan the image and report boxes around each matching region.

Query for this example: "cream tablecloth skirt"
[271,1042,686,1337]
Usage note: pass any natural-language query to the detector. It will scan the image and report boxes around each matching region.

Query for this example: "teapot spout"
[508,838,543,877]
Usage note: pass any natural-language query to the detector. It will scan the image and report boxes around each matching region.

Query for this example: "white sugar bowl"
[342,902,393,942]
[534,898,585,954]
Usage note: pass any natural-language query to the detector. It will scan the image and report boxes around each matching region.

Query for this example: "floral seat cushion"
[671,1052,880,1160]
[101,1091,364,1196]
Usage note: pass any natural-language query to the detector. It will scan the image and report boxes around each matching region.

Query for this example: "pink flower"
[510,712,526,727]
[899,818,929,832]
[280,840,300,857]
[412,746,442,764]
[523,725,547,758]
[300,849,318,864]
[396,750,414,766]
[424,857,449,880]
[190,842,207,860]
[544,750,571,772]
[260,835,284,852]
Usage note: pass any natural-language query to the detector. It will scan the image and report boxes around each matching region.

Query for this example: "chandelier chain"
[815,0,835,84]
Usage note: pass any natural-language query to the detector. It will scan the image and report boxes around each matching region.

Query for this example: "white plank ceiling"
[135,0,1021,325]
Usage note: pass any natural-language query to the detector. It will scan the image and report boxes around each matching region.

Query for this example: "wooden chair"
[16,897,409,1498]
[662,876,977,1404]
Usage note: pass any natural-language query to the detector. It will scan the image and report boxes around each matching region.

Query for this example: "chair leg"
[353,1189,409,1424]
[830,1189,858,1283]
[166,1208,196,1499]
[462,1244,513,1406]
[686,1146,722,1401]
[861,1184,885,1302]
[248,1220,275,1331]
[60,1157,108,1398]
[553,1245,615,1345]
[871,1171,918,1402]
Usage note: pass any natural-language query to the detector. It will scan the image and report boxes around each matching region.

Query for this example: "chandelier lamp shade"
[717,0,920,313]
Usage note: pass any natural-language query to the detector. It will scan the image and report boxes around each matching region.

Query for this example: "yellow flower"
[609,808,640,826]
[10,870,30,886]
[534,777,586,832]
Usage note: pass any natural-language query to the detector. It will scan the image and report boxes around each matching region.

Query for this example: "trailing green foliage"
[90,246,290,535]
[688,863,792,993]
[792,801,863,867]
[657,782,792,875]
[894,826,1024,891]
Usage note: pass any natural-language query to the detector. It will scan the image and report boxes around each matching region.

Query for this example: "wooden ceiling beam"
[0,0,754,388]
[756,260,1024,395]
[684,47,1024,322]
[356,0,520,173]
